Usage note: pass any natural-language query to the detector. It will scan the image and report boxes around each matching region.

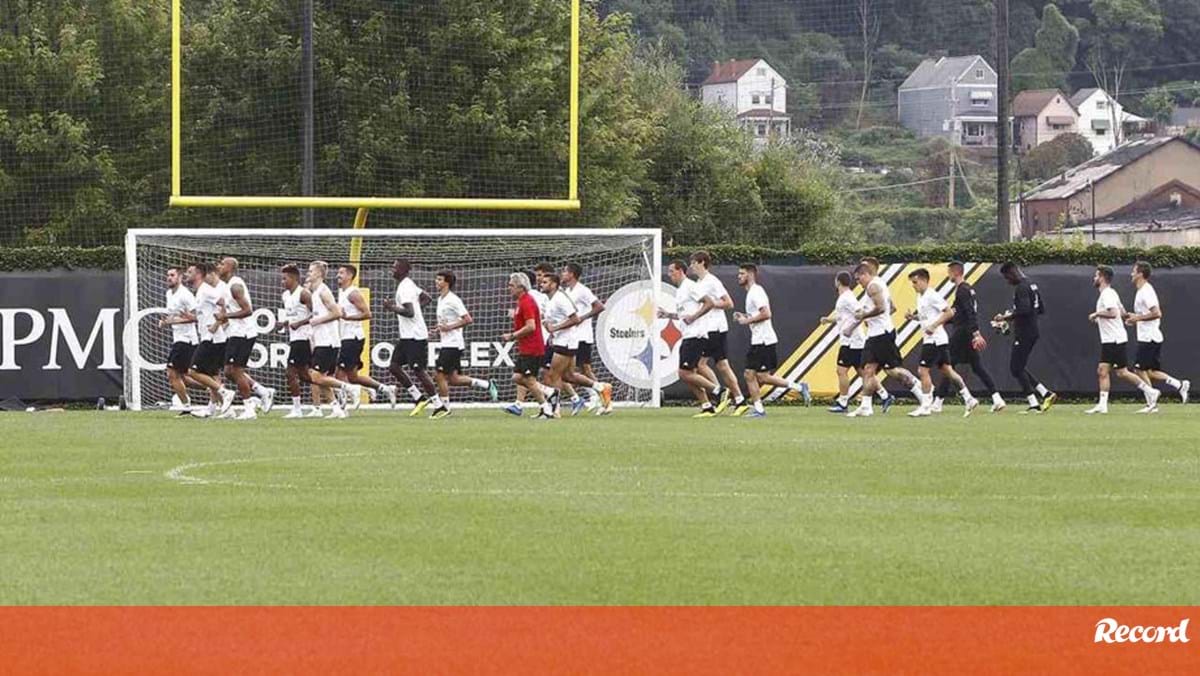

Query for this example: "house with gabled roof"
[897,55,998,147]
[700,59,790,144]
[1069,88,1148,155]
[1012,89,1079,153]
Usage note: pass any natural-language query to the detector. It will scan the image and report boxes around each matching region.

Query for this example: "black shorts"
[862,333,903,370]
[575,341,593,366]
[513,354,542,376]
[191,341,224,376]
[704,331,729,361]
[679,337,705,371]
[338,338,365,371]
[542,345,555,370]
[436,347,464,374]
[167,342,196,373]
[837,345,863,368]
[224,335,255,367]
[288,341,312,369]
[550,344,576,358]
[391,338,428,370]
[746,344,778,372]
[948,328,975,364]
[919,343,951,369]
[312,346,339,375]
[1100,343,1128,369]
[1134,342,1162,372]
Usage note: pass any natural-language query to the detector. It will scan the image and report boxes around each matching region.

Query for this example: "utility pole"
[948,145,956,209]
[995,0,1011,241]
[301,0,314,228]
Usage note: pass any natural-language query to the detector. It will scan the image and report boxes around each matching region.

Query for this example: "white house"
[1069,88,1149,155]
[700,59,790,144]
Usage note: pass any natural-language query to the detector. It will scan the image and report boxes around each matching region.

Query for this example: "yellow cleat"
[731,404,751,417]
[409,397,431,417]
[693,409,717,419]
[1040,392,1058,412]
[714,390,732,415]
[429,407,452,420]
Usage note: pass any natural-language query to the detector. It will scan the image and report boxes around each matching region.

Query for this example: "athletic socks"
[590,382,607,395]
[430,395,444,408]
[470,378,490,390]
[1099,391,1110,407]
[407,385,423,401]
[992,392,1005,406]
[837,395,849,407]
[291,396,301,410]
[252,382,270,398]
[1035,383,1050,397]
[1165,376,1183,390]
[734,396,746,406]
[1027,394,1039,407]
[753,400,766,414]
[878,388,892,401]
[787,382,805,393]
[909,383,924,400]
[861,396,873,412]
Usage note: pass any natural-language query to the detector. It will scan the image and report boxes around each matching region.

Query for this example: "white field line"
[161,454,1198,503]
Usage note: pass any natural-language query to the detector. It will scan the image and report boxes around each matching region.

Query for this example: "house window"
[756,124,767,137]
[756,67,766,76]
[1097,100,1108,110]
[1096,127,1107,136]
[975,68,984,79]
[752,94,761,105]
[964,122,985,138]
[765,94,773,105]
[971,96,988,107]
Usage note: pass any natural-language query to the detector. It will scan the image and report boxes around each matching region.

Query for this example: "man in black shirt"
[992,262,1058,413]
[934,261,1006,412]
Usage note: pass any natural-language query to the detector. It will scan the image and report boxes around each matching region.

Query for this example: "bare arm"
[685,296,715,325]
[856,284,886,320]
[345,289,372,322]
[579,298,606,322]
[503,318,538,343]
[737,305,771,326]
[223,282,253,320]
[548,312,581,334]
[1125,304,1162,325]
[439,312,473,333]
[310,288,342,325]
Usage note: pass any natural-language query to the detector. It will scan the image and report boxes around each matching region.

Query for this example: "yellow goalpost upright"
[168,0,582,212]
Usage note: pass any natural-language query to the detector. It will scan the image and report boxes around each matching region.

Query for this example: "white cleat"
[190,408,212,419]
[908,407,930,418]
[283,409,305,419]
[330,405,349,419]
[218,388,236,415]
[1135,405,1157,415]
[963,398,979,418]
[347,385,363,411]
[929,400,944,414]
[383,385,398,409]
[991,400,1007,414]
[260,387,276,414]
[304,407,324,418]
[1180,380,1190,405]
[237,408,258,421]
[217,409,239,420]
[1147,388,1162,411]
[1084,405,1108,415]
[846,406,873,418]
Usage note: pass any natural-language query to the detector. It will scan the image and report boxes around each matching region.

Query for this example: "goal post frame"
[169,0,582,211]
[124,228,663,411]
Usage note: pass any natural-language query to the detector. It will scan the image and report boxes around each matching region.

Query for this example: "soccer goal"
[124,228,663,411]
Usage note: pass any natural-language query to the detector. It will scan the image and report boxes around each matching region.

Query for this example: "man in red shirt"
[501,272,554,420]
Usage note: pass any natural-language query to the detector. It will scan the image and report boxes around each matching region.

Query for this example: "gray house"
[898,55,999,147]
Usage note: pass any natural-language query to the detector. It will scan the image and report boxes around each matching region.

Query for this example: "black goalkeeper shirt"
[950,281,979,333]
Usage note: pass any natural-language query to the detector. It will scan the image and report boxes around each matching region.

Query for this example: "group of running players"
[158,253,1189,419]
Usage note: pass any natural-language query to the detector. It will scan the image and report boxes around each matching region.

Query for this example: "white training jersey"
[863,277,895,337]
[394,277,428,341]
[529,289,551,343]
[674,278,708,340]
[1096,286,1127,344]
[696,273,731,334]
[224,275,256,339]
[916,288,950,346]
[543,289,578,348]
[337,285,366,340]
[436,291,470,350]
[744,284,778,346]
[564,281,598,345]
[165,286,199,345]
[1133,283,1163,343]
[310,282,341,348]
[194,280,228,344]
[834,290,867,349]
[282,286,313,342]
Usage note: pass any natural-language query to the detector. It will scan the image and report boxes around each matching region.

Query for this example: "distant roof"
[736,108,790,120]
[1070,88,1102,108]
[899,56,990,90]
[1013,89,1076,117]
[701,59,763,86]
[1171,107,1200,127]
[1022,136,1200,201]
[1058,206,1200,234]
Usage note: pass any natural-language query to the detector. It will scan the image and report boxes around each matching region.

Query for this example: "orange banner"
[1,607,1195,674]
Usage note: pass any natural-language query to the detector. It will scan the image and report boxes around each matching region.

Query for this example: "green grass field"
[2,405,1197,605]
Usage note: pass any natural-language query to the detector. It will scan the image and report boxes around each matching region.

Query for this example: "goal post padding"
[124,229,662,410]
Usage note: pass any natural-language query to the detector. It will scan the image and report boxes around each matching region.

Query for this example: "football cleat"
[827,403,849,414]
[747,410,767,419]
[283,409,305,419]
[383,385,398,409]
[260,388,276,414]
[963,398,979,418]
[487,381,499,403]
[879,396,894,414]
[1180,380,1190,405]
[410,396,431,417]
[799,382,812,407]
[714,390,732,415]
[1084,405,1107,415]
[305,407,324,418]
[218,389,236,415]
[429,407,452,420]
[693,407,717,419]
[503,403,524,417]
[1020,405,1042,415]
[846,406,873,418]
[731,403,750,417]
[570,397,587,416]
[991,399,1007,413]
[1040,392,1058,412]
[907,407,930,418]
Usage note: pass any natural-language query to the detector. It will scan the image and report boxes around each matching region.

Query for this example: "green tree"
[1011,5,1080,92]
[1084,0,1165,145]
[1139,86,1177,125]
[1020,133,1095,182]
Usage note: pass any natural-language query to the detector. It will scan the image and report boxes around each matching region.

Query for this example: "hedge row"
[4,240,1200,271]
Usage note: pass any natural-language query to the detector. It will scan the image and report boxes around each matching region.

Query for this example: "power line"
[846,177,947,193]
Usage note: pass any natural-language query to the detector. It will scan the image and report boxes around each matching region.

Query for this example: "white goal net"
[124,228,662,411]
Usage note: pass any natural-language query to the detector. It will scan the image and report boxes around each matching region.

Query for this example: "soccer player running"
[506,267,556,415]
[538,271,584,417]
[818,271,865,413]
[1086,265,1161,415]
[215,257,275,419]
[733,264,810,418]
[501,272,554,421]
[429,270,498,419]
[335,264,397,410]
[689,251,747,415]
[279,264,315,419]
[307,261,353,419]
[560,263,614,415]
[160,266,200,415]
[658,259,722,418]
[934,261,1005,413]
[848,261,925,418]
[382,259,438,417]
[992,262,1057,414]
[1125,261,1190,406]
[186,263,235,417]
[904,268,978,418]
